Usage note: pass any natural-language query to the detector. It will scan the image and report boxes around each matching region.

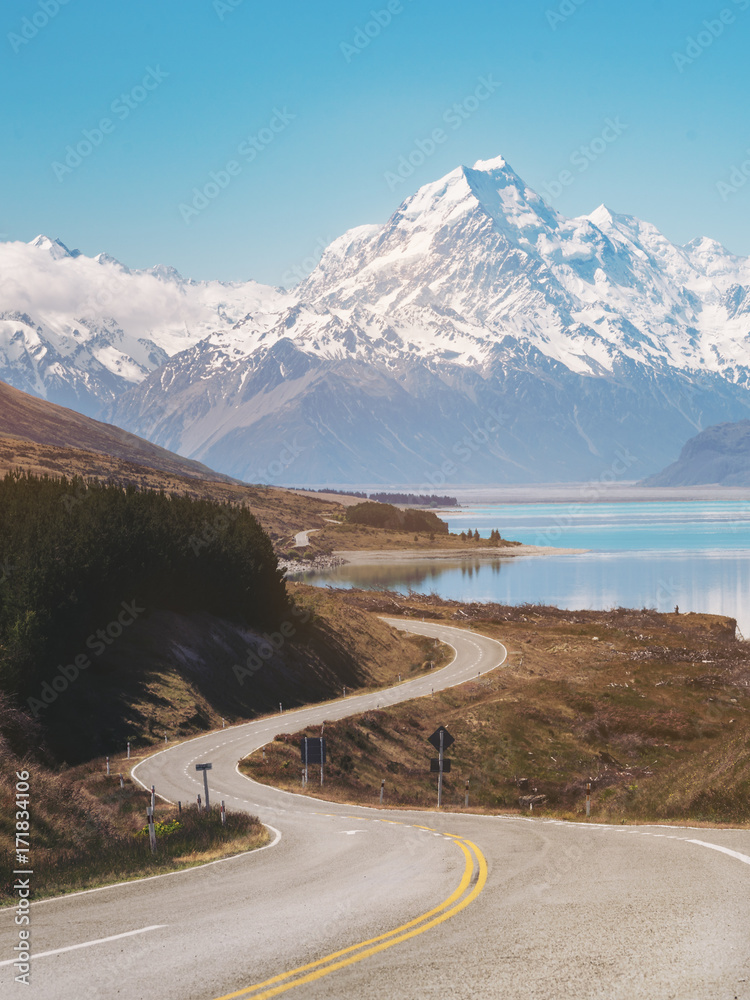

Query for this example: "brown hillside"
[0,381,358,540]
[0,379,234,483]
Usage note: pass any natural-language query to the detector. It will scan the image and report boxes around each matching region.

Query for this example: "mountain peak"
[95,251,131,272]
[587,204,616,226]
[471,154,510,172]
[28,235,81,259]
[148,263,186,283]
[683,235,736,258]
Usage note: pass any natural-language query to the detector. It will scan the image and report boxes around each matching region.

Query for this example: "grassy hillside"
[0,379,234,483]
[0,379,363,545]
[6,583,446,763]
[0,746,267,900]
[242,591,750,825]
[0,433,350,542]
[303,521,522,556]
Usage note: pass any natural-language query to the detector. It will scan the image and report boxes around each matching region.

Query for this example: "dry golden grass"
[243,592,750,826]
[304,521,522,555]
[0,758,268,901]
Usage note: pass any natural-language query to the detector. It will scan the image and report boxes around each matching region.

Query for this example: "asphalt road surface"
[3,620,750,1000]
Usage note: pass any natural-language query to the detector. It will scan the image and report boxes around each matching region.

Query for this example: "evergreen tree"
[0,473,288,700]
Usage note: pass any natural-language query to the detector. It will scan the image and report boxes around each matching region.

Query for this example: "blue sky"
[2,0,749,284]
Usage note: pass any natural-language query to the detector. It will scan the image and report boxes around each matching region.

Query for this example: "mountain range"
[3,155,750,485]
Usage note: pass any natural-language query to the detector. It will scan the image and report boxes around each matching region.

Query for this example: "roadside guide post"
[195,763,212,811]
[586,781,591,818]
[380,778,385,804]
[465,779,470,808]
[146,806,156,854]
[106,757,110,776]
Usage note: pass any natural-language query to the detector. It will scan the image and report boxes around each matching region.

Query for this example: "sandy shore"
[334,544,586,565]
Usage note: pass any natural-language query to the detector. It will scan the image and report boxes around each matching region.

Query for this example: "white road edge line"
[24,826,282,908]
[687,840,750,866]
[0,925,167,965]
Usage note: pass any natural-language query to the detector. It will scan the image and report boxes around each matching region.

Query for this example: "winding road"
[3,620,750,1000]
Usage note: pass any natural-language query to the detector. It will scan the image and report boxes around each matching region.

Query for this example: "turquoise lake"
[300,501,750,634]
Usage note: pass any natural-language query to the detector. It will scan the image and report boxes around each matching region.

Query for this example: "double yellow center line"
[212,828,488,1000]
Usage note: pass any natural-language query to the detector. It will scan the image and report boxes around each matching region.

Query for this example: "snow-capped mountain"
[3,155,750,484]
[0,236,286,415]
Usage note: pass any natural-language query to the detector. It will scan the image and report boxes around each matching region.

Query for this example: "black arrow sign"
[428,726,455,751]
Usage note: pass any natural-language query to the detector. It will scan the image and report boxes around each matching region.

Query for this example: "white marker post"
[320,736,324,786]
[221,801,226,826]
[303,738,309,786]
[119,774,124,789]
[586,781,591,818]
[195,763,212,811]
[146,807,156,854]
[465,779,470,808]
[380,779,385,804]
[127,742,130,759]
[106,757,110,776]
[279,703,283,715]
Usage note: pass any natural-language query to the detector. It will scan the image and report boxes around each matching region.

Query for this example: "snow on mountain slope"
[4,155,750,483]
[0,236,288,413]
[298,156,750,380]
[104,156,750,484]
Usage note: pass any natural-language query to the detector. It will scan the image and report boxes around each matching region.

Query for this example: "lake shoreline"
[334,543,587,565]
[286,500,750,635]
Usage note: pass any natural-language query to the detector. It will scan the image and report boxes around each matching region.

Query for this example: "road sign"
[430,758,451,773]
[300,737,327,764]
[195,763,212,810]
[428,726,455,751]
[428,726,455,808]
